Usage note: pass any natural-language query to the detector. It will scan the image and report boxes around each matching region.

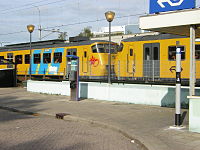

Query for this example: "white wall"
[27,80,70,96]
[27,80,200,107]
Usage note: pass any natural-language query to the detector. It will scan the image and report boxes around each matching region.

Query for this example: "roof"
[0,39,115,52]
[139,8,200,38]
[122,33,187,42]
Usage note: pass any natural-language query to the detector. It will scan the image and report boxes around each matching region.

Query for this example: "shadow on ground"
[0,95,46,122]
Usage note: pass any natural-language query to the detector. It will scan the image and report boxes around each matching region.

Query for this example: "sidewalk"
[0,87,200,150]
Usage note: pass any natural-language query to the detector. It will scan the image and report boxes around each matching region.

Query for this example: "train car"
[0,39,118,81]
[114,34,200,85]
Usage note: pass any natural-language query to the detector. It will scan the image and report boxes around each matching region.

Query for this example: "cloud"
[1,0,199,44]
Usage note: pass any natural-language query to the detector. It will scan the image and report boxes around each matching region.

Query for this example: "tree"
[78,27,94,38]
[58,32,67,40]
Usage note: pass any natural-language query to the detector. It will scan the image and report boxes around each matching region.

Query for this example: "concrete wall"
[27,80,70,96]
[188,96,200,133]
[27,80,200,108]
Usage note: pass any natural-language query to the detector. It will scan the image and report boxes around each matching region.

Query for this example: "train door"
[82,49,88,73]
[7,53,13,68]
[143,43,160,81]
[127,46,134,74]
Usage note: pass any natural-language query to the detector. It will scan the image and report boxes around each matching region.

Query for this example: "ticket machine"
[67,55,79,101]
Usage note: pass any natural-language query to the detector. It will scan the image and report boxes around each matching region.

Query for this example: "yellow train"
[1,34,200,85]
[115,34,200,85]
[0,39,118,81]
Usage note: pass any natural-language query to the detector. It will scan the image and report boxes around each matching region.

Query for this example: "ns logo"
[157,0,184,8]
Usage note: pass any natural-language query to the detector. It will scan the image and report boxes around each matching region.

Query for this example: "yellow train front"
[0,39,118,81]
[115,34,200,85]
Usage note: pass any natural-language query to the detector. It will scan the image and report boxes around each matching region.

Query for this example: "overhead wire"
[0,0,69,15]
[0,0,49,13]
[0,0,146,36]
[0,12,144,36]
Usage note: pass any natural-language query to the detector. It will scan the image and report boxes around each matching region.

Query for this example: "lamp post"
[27,24,35,79]
[105,11,115,84]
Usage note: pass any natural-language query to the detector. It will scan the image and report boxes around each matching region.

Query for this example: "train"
[0,38,118,81]
[115,33,200,85]
[0,33,200,85]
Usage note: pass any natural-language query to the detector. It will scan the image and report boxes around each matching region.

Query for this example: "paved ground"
[0,109,138,150]
[0,87,200,150]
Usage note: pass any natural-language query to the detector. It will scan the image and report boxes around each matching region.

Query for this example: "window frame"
[91,43,118,53]
[54,52,62,63]
[195,45,200,60]
[43,53,51,64]
[25,54,30,64]
[84,51,87,58]
[34,54,41,64]
[130,49,133,56]
[168,45,185,61]
[15,55,23,64]
[118,43,124,52]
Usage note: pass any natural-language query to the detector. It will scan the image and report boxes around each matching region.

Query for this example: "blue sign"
[149,0,196,14]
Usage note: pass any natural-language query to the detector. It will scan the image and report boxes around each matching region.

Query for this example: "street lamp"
[105,11,115,84]
[27,24,35,79]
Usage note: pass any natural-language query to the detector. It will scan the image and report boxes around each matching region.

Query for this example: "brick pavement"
[0,109,138,150]
[0,87,200,150]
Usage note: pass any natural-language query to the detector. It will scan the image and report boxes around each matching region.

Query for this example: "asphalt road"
[0,109,138,150]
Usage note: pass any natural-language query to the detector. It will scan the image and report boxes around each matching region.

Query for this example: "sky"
[0,0,200,45]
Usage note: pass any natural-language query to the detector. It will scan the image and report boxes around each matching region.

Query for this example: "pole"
[29,32,32,79]
[108,21,111,84]
[190,25,196,96]
[175,47,181,126]
[39,25,42,41]
[35,6,42,41]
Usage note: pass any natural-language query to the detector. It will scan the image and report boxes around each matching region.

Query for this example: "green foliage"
[58,32,67,40]
[79,27,94,38]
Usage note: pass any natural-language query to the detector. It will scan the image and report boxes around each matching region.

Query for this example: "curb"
[0,105,148,150]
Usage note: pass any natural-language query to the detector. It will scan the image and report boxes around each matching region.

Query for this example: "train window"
[15,55,23,64]
[153,47,159,60]
[43,53,51,64]
[7,53,13,61]
[25,54,30,64]
[73,52,76,55]
[54,52,62,63]
[118,43,124,52]
[168,46,185,60]
[145,47,150,60]
[34,54,41,64]
[0,56,4,64]
[195,45,200,60]
[92,45,97,53]
[92,44,117,53]
[84,51,87,58]
[130,49,133,56]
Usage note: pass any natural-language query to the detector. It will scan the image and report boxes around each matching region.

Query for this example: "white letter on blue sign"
[157,0,184,8]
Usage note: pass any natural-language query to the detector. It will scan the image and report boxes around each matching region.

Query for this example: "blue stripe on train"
[38,49,52,74]
[31,48,64,75]
[32,50,42,75]
[49,48,64,75]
